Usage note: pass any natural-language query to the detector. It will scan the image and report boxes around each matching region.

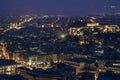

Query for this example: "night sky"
[0,0,120,16]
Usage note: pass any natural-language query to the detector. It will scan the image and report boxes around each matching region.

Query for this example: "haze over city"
[0,0,120,16]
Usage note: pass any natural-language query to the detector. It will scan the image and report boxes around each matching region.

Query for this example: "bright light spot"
[60,34,65,39]
[28,62,32,65]
[7,66,11,71]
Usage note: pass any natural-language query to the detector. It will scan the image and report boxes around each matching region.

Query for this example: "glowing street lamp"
[60,34,65,39]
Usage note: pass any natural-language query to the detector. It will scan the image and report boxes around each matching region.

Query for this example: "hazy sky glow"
[0,0,120,16]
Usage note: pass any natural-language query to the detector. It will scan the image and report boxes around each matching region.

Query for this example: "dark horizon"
[0,0,120,16]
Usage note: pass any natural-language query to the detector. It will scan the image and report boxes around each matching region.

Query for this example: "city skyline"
[0,1,120,79]
[0,0,120,16]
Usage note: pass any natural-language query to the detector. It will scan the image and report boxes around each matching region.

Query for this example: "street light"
[60,34,65,39]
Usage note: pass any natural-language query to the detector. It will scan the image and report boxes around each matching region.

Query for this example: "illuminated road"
[4,17,35,32]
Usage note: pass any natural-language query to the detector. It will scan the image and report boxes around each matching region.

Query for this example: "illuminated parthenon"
[69,23,120,36]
